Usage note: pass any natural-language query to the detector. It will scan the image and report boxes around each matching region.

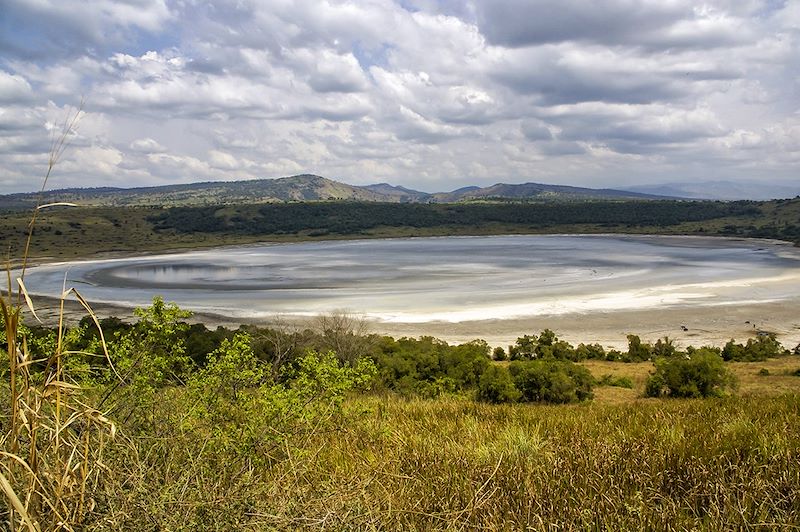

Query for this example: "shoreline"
[19,233,800,351]
[28,291,800,352]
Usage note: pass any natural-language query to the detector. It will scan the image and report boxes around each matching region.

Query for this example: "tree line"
[148,200,761,237]
[6,298,797,409]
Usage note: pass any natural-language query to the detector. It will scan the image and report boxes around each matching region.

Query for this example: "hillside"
[0,175,674,211]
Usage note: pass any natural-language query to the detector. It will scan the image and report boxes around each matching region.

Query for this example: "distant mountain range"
[623,181,800,201]
[0,174,676,210]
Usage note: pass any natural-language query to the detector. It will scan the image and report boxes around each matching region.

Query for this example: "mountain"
[0,174,678,211]
[429,182,669,202]
[359,183,429,202]
[624,181,800,201]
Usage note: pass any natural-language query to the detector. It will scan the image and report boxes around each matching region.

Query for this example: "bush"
[645,349,736,398]
[477,365,521,403]
[575,342,606,360]
[372,336,490,396]
[597,374,634,388]
[492,346,507,361]
[722,335,784,361]
[508,360,594,403]
[625,334,652,362]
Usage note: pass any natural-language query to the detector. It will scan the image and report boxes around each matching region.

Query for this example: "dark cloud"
[474,0,750,51]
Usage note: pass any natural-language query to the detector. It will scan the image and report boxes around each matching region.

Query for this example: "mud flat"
[22,234,800,350]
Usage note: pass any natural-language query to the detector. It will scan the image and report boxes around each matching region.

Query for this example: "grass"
[104,392,797,530]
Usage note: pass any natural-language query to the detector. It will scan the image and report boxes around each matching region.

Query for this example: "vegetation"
[646,349,738,398]
[4,290,800,529]
[3,196,800,262]
[3,134,800,528]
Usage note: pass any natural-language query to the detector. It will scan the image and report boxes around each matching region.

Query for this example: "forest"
[3,196,800,262]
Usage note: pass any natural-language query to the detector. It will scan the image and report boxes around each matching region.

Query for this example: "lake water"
[22,235,800,323]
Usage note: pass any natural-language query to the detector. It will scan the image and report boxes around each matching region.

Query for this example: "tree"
[477,365,520,403]
[492,346,507,361]
[626,334,652,362]
[645,349,736,398]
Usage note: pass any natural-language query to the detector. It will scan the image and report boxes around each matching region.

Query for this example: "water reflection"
[22,235,800,322]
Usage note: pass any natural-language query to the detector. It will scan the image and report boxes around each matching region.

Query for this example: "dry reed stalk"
[1,103,119,532]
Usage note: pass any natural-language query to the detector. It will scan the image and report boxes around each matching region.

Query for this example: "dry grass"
[233,394,800,530]
[1,105,120,532]
[581,357,800,405]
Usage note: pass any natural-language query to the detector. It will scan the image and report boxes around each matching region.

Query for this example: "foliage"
[102,297,194,428]
[372,336,490,397]
[476,365,521,403]
[597,374,634,388]
[625,334,653,362]
[492,346,507,361]
[722,335,785,361]
[508,360,594,403]
[645,349,737,398]
[574,342,607,360]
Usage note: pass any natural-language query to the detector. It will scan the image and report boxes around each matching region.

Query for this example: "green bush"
[492,346,507,361]
[372,336,490,396]
[645,349,736,398]
[477,365,521,403]
[722,335,784,361]
[625,334,652,362]
[597,374,634,388]
[508,360,594,403]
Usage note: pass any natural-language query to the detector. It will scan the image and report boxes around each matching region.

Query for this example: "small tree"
[477,365,520,403]
[645,349,736,398]
[626,334,652,362]
[492,346,507,361]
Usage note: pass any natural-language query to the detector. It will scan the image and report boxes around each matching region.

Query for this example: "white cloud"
[0,71,34,103]
[129,137,167,153]
[0,0,796,193]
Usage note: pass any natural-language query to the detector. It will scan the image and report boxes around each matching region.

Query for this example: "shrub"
[372,336,490,396]
[597,374,634,388]
[722,335,784,361]
[645,349,736,398]
[575,342,606,360]
[492,346,507,361]
[625,334,652,362]
[508,360,594,403]
[477,365,521,403]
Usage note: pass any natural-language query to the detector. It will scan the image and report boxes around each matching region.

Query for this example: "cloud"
[474,0,751,50]
[0,0,796,194]
[129,137,167,153]
[0,0,173,60]
[0,71,35,103]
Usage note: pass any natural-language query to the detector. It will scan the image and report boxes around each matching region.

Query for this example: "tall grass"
[1,104,119,531]
[252,395,800,530]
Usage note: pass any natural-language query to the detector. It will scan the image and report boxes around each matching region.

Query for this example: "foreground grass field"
[104,393,800,530]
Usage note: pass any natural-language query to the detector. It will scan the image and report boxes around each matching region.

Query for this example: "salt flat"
[23,234,800,349]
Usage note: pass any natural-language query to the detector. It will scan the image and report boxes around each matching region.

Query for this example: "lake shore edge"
[19,232,800,352]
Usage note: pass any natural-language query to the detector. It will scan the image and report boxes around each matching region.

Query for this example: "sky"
[0,0,798,194]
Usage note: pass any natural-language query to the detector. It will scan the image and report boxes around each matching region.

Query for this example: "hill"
[0,174,674,211]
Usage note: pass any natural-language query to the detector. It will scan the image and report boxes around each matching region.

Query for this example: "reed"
[1,105,118,532]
